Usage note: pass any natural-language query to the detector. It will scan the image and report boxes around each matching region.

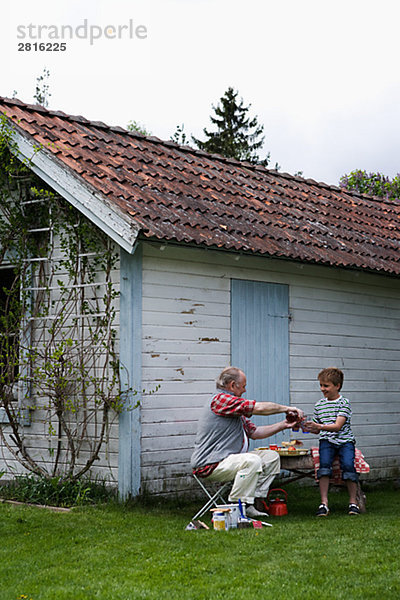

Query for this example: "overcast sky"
[3,0,400,185]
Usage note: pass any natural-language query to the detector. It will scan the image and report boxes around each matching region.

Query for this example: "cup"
[300,416,310,433]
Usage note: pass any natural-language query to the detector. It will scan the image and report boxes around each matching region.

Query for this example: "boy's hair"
[318,367,344,390]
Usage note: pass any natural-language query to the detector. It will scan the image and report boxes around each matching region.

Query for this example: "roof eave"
[140,234,400,278]
[10,126,140,254]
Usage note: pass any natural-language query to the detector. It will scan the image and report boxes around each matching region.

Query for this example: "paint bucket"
[215,504,241,529]
[212,511,228,531]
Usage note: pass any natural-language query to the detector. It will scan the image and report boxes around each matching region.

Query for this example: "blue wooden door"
[231,279,290,448]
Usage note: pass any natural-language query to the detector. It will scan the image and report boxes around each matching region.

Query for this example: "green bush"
[0,474,116,507]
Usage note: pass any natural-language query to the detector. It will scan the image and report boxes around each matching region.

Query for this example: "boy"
[305,367,360,516]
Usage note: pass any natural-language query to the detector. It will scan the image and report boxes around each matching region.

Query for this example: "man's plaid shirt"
[193,392,257,478]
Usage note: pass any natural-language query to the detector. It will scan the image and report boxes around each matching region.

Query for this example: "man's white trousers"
[205,448,281,504]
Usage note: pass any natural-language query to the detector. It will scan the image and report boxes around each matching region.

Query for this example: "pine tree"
[192,87,270,166]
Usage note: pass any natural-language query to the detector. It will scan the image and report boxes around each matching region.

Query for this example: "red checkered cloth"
[311,446,370,485]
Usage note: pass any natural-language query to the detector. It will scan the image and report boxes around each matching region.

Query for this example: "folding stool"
[188,474,273,529]
[190,473,231,521]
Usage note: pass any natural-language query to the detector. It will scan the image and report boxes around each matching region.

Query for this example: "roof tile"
[2,96,400,275]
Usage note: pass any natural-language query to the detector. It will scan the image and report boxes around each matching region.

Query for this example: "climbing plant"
[0,115,128,481]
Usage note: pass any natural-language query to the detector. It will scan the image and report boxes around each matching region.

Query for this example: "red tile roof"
[1,96,400,275]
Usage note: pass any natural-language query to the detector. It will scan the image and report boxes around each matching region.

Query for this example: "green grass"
[0,483,399,600]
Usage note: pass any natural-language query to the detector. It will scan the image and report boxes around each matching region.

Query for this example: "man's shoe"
[245,504,269,519]
[315,503,329,517]
[348,503,360,515]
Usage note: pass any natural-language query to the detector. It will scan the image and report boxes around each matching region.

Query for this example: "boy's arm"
[305,415,346,434]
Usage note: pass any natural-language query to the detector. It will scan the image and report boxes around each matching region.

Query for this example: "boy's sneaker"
[315,503,329,517]
[348,503,360,515]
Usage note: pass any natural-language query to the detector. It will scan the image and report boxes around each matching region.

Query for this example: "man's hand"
[283,417,299,430]
[285,407,304,421]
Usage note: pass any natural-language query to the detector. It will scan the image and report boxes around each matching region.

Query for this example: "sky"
[2,0,400,185]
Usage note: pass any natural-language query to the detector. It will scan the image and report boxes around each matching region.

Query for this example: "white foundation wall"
[141,243,400,494]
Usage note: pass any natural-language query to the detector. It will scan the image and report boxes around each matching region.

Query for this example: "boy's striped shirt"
[313,395,355,445]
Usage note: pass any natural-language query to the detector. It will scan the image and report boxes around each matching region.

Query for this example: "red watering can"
[267,488,288,516]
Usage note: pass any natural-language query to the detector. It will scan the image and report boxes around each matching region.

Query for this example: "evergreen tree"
[192,87,271,166]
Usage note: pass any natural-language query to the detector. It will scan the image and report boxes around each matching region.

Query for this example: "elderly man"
[191,366,303,518]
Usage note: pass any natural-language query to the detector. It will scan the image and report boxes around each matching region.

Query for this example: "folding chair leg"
[191,475,231,521]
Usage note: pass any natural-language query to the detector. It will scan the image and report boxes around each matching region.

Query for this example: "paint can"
[212,511,228,531]
[215,504,240,529]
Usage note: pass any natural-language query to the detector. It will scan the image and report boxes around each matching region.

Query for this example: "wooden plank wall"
[141,243,400,495]
[4,237,398,493]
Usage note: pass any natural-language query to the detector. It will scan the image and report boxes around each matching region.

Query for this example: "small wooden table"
[280,453,366,512]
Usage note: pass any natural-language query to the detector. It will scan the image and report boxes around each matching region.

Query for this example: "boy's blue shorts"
[317,439,359,482]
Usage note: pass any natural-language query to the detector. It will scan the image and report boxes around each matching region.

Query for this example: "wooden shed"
[0,97,399,496]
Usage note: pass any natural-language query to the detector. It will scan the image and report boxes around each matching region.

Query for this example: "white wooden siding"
[141,243,400,494]
[4,236,399,493]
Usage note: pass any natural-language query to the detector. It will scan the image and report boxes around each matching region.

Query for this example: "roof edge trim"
[10,127,140,254]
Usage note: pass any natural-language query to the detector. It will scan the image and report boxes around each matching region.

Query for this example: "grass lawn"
[1,482,399,600]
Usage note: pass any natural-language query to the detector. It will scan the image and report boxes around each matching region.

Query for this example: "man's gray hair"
[216,366,244,390]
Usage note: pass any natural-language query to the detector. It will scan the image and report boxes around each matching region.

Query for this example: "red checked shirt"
[193,392,257,478]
